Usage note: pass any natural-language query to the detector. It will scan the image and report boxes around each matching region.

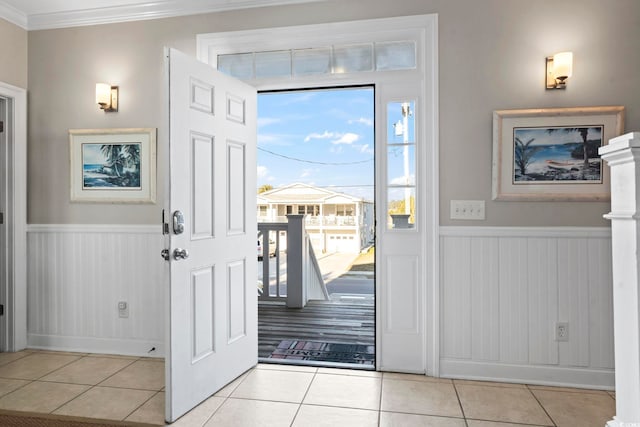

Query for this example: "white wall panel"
[440,227,614,389]
[470,237,500,361]
[27,225,165,356]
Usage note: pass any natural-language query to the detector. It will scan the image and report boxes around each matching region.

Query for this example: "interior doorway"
[256,86,375,368]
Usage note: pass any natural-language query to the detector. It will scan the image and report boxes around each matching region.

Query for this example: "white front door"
[165,48,257,422]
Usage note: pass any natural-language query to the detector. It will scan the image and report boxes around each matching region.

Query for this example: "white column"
[599,132,640,427]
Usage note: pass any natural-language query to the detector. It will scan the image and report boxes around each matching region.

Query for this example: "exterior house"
[0,0,639,424]
[257,183,374,253]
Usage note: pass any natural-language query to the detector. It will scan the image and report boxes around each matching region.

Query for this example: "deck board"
[258,300,375,360]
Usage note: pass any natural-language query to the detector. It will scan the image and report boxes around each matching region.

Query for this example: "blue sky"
[258,88,417,202]
[257,88,375,200]
[514,126,602,146]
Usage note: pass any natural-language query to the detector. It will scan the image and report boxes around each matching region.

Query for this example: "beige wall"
[0,18,27,88]
[26,0,640,225]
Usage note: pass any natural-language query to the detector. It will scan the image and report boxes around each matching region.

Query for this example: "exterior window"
[336,205,354,216]
[258,206,267,215]
[387,101,416,229]
[286,205,293,215]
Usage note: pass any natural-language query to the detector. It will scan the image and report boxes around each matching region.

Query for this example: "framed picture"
[492,106,624,201]
[70,128,157,203]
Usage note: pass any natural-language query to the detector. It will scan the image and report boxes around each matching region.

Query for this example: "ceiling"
[0,0,321,30]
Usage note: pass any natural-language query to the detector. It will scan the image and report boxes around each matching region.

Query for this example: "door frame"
[197,14,440,376]
[0,81,27,352]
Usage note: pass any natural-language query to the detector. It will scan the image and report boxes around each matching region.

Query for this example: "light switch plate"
[450,200,486,220]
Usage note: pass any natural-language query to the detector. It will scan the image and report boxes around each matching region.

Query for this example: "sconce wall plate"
[96,83,119,112]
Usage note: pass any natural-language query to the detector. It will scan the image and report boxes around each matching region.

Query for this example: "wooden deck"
[258,300,375,362]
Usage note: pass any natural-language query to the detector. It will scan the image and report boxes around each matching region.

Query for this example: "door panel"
[166,48,257,422]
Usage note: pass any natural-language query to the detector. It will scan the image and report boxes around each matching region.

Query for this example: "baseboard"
[440,358,614,390]
[27,334,164,358]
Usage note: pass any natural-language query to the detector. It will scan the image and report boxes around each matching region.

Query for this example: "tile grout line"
[198,366,256,427]
[288,366,318,427]
[121,389,162,423]
[525,384,558,427]
[451,378,468,422]
[378,373,385,426]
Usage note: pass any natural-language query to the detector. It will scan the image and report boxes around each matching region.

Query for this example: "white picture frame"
[492,106,624,201]
[69,128,157,203]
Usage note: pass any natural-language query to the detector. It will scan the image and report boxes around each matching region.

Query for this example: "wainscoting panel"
[440,227,614,389]
[27,225,165,357]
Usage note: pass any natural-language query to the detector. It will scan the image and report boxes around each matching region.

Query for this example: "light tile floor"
[0,350,616,426]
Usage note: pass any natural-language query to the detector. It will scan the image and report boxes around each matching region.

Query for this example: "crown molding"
[0,1,27,29]
[0,0,322,31]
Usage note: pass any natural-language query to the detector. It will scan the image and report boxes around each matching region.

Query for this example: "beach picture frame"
[70,128,157,203]
[492,106,624,201]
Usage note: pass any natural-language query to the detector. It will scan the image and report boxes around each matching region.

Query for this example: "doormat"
[269,340,374,365]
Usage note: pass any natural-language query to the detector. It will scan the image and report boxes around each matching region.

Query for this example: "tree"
[101,144,126,176]
[547,127,590,174]
[258,184,273,194]
[514,137,542,177]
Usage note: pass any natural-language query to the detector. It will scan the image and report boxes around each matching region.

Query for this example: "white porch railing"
[258,214,328,308]
[258,215,358,227]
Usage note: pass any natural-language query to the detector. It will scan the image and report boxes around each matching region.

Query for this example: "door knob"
[173,248,189,260]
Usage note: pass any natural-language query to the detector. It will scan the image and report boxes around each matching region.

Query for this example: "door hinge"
[0,121,3,133]
[0,305,4,316]
[0,212,3,225]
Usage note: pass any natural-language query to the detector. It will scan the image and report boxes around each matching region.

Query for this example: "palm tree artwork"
[512,126,603,182]
[82,143,142,188]
[514,136,542,177]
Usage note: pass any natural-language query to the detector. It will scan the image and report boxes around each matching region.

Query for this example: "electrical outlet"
[118,301,129,318]
[450,200,486,220]
[556,322,569,341]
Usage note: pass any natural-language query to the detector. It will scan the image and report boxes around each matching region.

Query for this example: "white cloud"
[390,174,415,186]
[332,133,360,145]
[348,117,373,126]
[257,165,269,179]
[258,117,281,128]
[300,168,315,178]
[304,131,336,142]
[355,144,374,155]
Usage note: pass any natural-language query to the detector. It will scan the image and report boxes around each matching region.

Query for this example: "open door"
[165,48,257,422]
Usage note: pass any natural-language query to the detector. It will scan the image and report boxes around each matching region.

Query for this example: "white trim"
[439,225,611,238]
[0,2,27,29]
[440,359,614,390]
[10,0,323,31]
[0,81,27,352]
[198,14,439,375]
[27,224,161,234]
[28,333,164,358]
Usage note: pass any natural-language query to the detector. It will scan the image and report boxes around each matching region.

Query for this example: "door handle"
[173,248,189,260]
[161,249,170,261]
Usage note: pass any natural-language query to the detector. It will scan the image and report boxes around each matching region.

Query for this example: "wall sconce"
[96,83,118,112]
[546,52,573,89]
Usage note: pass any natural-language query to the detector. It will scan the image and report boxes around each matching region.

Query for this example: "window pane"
[387,101,415,143]
[387,187,415,229]
[376,41,417,71]
[293,48,332,76]
[333,44,373,73]
[387,145,415,186]
[218,53,253,79]
[255,50,291,79]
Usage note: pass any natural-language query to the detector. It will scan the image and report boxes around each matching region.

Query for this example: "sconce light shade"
[546,52,573,90]
[96,83,118,112]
